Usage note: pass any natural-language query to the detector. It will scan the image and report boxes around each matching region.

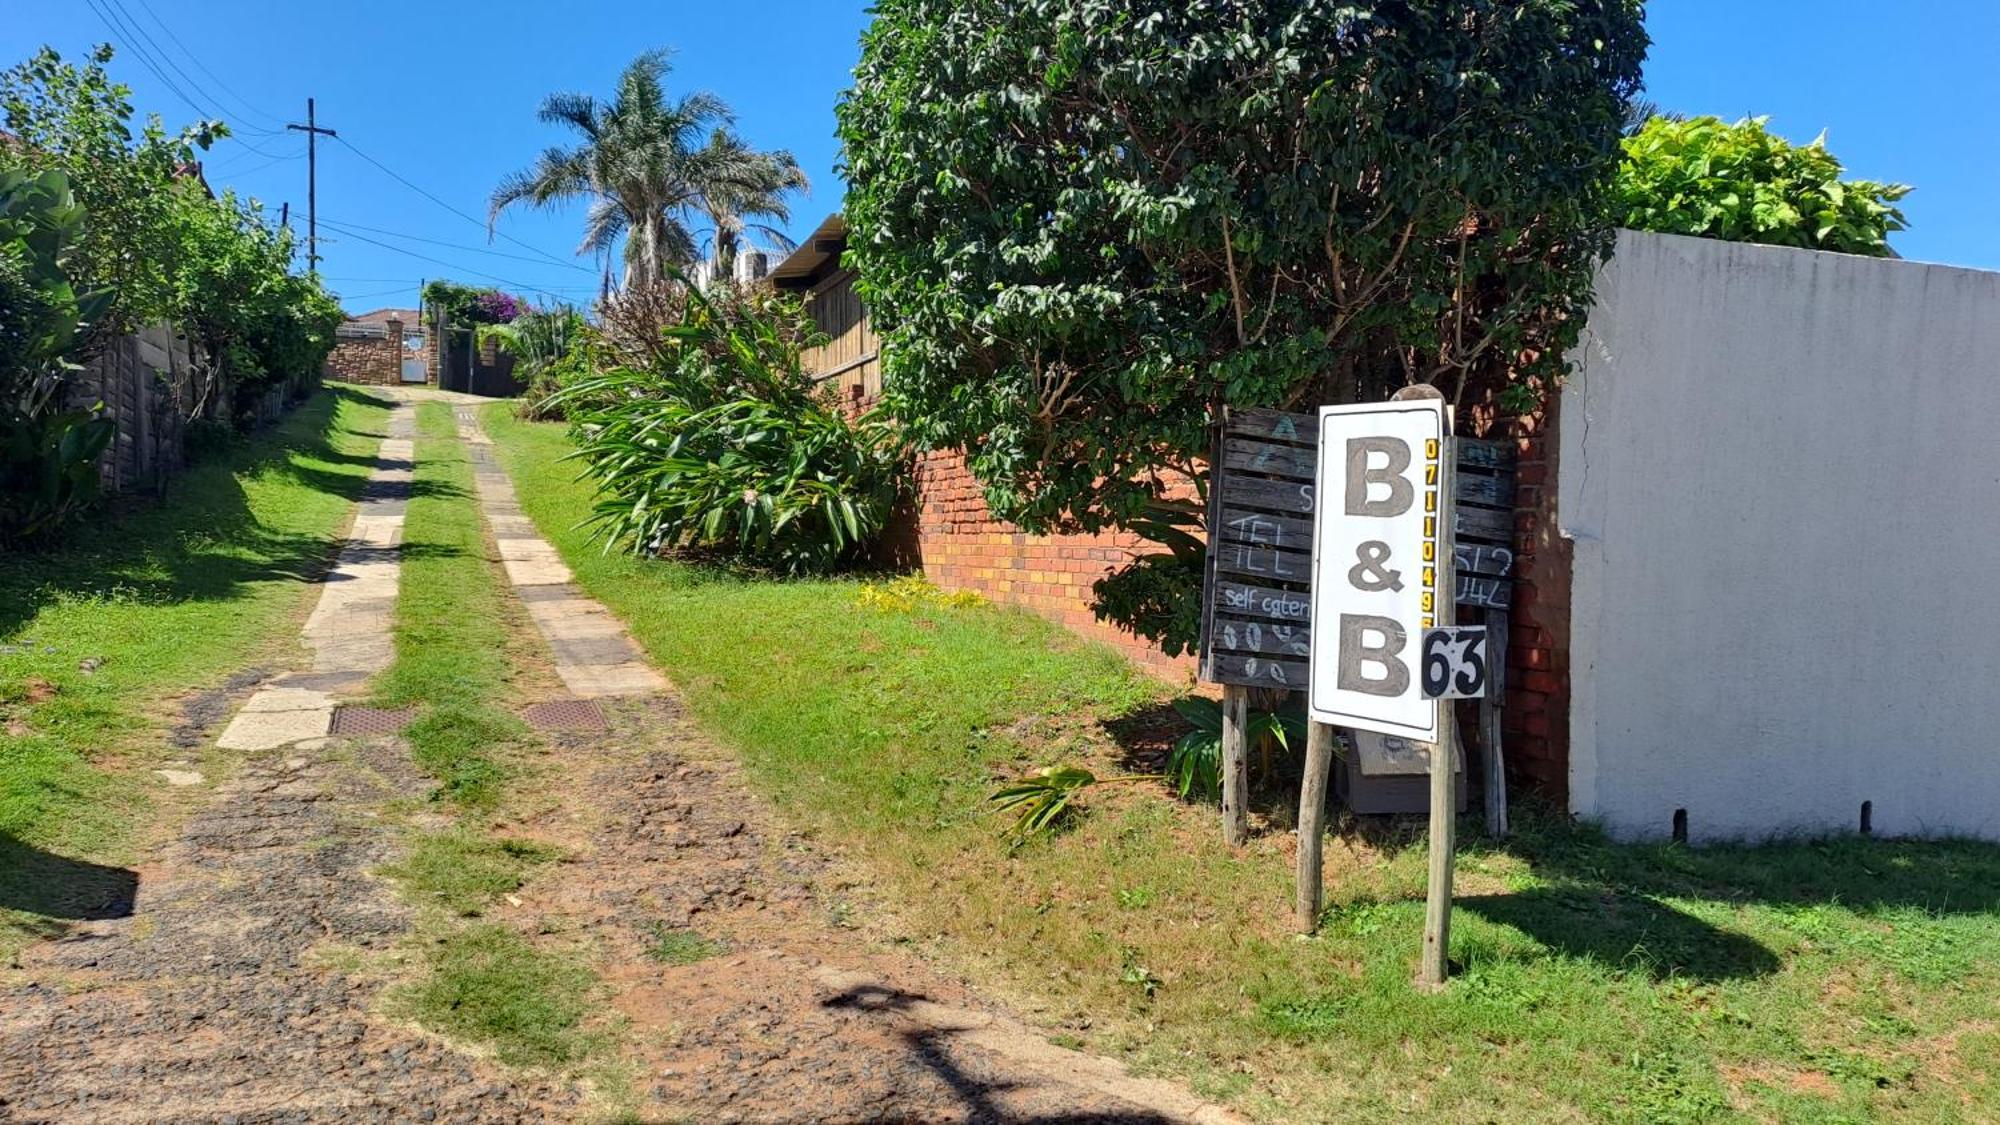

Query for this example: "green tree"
[690,128,808,274]
[488,50,807,288]
[3,45,342,426]
[0,44,220,336]
[1617,115,1909,257]
[838,0,1647,654]
[0,166,116,540]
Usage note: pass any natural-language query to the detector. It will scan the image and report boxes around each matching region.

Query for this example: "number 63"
[1421,627,1488,700]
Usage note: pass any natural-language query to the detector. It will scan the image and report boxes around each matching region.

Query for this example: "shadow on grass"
[0,834,138,922]
[1341,811,2000,983]
[824,981,1177,1122]
[0,387,390,639]
[1457,888,1782,982]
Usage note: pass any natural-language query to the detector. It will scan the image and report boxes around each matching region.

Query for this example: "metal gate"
[400,329,429,383]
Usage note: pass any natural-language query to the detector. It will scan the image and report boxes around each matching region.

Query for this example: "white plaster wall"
[1562,230,2000,843]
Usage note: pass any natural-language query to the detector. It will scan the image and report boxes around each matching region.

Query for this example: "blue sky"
[5,2,1996,315]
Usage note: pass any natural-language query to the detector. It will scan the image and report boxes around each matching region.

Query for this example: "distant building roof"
[347,307,420,327]
[770,214,849,291]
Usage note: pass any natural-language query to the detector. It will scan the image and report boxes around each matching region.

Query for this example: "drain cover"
[523,699,606,732]
[329,706,416,736]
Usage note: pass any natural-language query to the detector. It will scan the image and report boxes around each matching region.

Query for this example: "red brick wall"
[1498,398,1572,802]
[912,448,1196,679]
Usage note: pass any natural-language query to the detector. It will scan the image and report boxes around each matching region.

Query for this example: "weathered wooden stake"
[1295,720,1336,932]
[1481,613,1510,838]
[1419,434,1460,989]
[1221,683,1250,847]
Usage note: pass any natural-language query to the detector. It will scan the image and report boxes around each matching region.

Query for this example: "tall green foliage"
[479,305,590,419]
[1617,115,1910,257]
[0,45,218,335]
[0,167,116,541]
[553,286,903,575]
[838,1,1647,654]
[1,45,342,425]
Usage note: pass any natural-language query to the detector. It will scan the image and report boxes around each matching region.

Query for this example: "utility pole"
[286,99,337,273]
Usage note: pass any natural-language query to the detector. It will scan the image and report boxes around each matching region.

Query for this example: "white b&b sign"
[1307,400,1449,740]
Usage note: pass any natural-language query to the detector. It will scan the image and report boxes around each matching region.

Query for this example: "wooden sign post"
[1419,397,1458,989]
[1197,402,1516,958]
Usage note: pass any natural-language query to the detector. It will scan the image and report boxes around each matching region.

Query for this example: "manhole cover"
[523,699,606,732]
[329,706,416,736]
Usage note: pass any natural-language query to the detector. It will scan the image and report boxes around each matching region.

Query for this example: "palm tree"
[689,128,808,275]
[489,50,807,290]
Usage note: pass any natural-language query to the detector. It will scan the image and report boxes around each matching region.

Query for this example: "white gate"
[400,330,429,383]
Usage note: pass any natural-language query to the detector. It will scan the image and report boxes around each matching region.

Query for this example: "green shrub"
[837,0,1647,654]
[0,165,115,543]
[3,47,341,433]
[1618,115,1910,257]
[554,284,904,575]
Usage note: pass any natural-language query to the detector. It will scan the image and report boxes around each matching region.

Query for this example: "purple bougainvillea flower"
[476,291,525,322]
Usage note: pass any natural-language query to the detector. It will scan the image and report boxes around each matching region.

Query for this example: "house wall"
[802,271,881,407]
[1561,229,2000,842]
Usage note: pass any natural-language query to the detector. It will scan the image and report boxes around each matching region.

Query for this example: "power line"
[331,136,583,270]
[334,284,422,302]
[126,0,287,130]
[102,0,283,135]
[317,225,599,299]
[208,147,304,182]
[318,216,595,273]
[80,0,290,155]
[205,136,303,173]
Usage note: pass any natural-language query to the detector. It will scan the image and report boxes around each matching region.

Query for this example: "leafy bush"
[480,305,590,420]
[554,285,904,574]
[838,0,1646,653]
[3,46,341,434]
[1167,696,1305,803]
[0,165,116,542]
[422,280,523,328]
[1618,115,1910,257]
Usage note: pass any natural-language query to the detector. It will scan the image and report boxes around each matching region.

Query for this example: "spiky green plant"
[1166,697,1307,803]
[551,282,902,574]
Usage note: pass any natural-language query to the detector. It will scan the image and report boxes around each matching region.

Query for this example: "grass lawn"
[372,401,601,1071]
[0,388,388,957]
[372,403,537,809]
[486,404,2000,1124]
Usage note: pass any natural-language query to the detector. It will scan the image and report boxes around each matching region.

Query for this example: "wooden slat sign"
[1199,407,1517,689]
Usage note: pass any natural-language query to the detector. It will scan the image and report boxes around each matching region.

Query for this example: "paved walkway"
[2,389,1242,1124]
[214,400,414,752]
[450,404,665,699]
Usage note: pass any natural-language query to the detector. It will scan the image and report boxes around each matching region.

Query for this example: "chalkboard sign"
[1198,407,1517,690]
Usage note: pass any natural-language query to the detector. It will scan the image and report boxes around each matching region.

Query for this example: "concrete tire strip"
[450,403,666,700]
[214,400,415,752]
